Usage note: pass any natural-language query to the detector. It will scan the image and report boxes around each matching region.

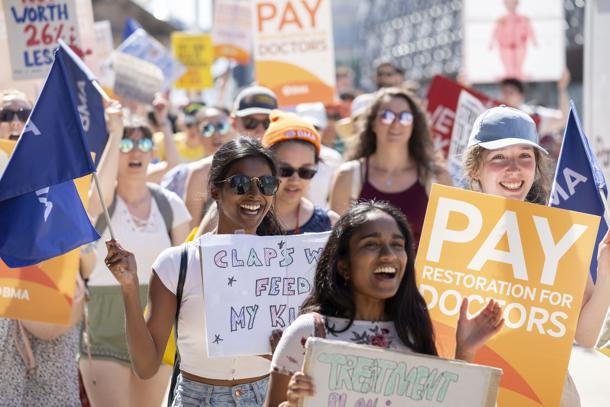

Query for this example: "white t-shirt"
[152,237,270,379]
[88,188,191,287]
[308,145,343,208]
[271,313,410,376]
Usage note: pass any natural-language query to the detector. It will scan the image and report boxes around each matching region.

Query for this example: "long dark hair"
[348,87,437,185]
[300,200,438,356]
[209,137,283,235]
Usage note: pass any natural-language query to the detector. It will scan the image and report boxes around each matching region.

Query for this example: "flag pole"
[92,171,115,240]
[91,80,112,104]
[599,188,610,226]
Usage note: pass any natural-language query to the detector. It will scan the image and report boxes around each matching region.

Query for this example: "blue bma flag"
[550,102,608,282]
[58,40,108,165]
[0,47,96,201]
[0,46,100,267]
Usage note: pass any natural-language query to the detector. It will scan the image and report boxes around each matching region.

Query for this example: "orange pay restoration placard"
[0,139,91,325]
[415,184,600,407]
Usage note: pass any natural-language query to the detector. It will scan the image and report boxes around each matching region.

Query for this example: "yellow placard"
[0,140,92,325]
[415,184,599,407]
[171,32,213,90]
[252,0,336,106]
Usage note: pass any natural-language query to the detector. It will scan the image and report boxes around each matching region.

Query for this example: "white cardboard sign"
[202,232,329,357]
[301,338,502,407]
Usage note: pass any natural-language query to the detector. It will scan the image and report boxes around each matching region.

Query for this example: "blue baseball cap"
[467,105,547,154]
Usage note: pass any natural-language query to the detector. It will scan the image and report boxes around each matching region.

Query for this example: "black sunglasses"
[241,116,270,131]
[0,108,32,123]
[279,165,318,179]
[218,174,280,196]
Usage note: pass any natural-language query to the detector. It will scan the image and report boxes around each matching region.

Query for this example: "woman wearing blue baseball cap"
[462,105,610,407]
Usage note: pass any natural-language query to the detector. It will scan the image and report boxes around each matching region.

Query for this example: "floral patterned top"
[271,313,411,375]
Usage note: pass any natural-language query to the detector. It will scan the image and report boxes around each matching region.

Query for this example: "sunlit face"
[475,145,536,201]
[199,108,233,155]
[0,96,32,141]
[233,113,270,140]
[212,156,276,234]
[118,129,153,177]
[341,210,408,304]
[275,141,317,205]
[372,96,413,147]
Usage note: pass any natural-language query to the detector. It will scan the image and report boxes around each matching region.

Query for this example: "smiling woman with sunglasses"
[329,87,452,248]
[0,89,32,141]
[262,110,339,235]
[104,137,283,406]
[81,111,191,407]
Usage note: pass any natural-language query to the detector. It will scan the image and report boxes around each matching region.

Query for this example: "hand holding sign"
[285,371,315,406]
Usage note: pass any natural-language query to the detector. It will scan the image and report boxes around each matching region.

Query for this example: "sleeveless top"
[285,207,332,235]
[359,157,428,247]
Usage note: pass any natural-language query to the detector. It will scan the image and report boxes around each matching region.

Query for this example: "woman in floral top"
[265,201,504,407]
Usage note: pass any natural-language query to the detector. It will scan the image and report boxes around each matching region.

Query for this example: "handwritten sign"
[252,0,336,106]
[301,338,501,407]
[117,28,185,90]
[2,0,91,80]
[202,232,329,357]
[112,52,164,104]
[212,0,252,64]
[171,32,214,90]
[415,184,599,407]
[0,140,90,324]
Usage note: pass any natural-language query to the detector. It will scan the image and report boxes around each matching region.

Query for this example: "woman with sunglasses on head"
[463,106,610,407]
[329,87,451,248]
[265,201,503,407]
[80,109,192,407]
[104,137,284,406]
[0,89,32,141]
[262,110,339,234]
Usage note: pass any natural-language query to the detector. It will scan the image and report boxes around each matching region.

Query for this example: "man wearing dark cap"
[231,85,278,139]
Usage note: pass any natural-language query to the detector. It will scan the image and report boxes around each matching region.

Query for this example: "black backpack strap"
[94,191,118,236]
[167,243,189,407]
[147,183,174,241]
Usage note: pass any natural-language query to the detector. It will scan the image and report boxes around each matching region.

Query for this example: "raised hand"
[105,239,138,288]
[455,297,504,362]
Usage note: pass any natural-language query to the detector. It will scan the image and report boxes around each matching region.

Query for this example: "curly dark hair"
[208,137,283,235]
[300,200,438,356]
[348,87,437,185]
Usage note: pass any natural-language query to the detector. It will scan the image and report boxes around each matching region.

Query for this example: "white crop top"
[152,236,270,379]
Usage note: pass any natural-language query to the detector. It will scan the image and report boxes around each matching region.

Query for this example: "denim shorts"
[171,374,268,407]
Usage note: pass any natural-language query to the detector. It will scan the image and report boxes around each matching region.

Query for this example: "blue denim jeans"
[171,374,268,407]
